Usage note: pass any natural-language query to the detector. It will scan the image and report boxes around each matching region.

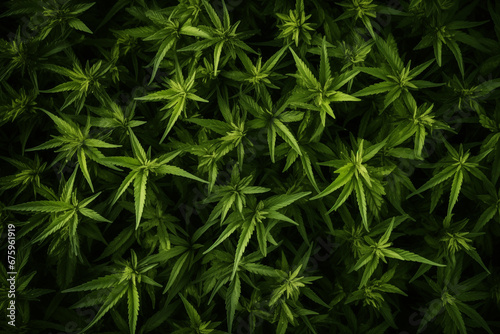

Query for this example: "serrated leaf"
[448,169,463,216]
[456,300,493,334]
[390,248,445,266]
[265,191,310,211]
[311,164,355,200]
[231,219,255,280]
[129,131,147,163]
[62,275,119,293]
[444,303,466,334]
[68,18,93,34]
[79,208,111,223]
[128,283,139,334]
[80,283,128,333]
[289,48,320,89]
[226,273,241,332]
[112,169,139,205]
[163,252,189,293]
[407,165,457,198]
[133,170,148,229]
[6,201,73,213]
[353,82,394,97]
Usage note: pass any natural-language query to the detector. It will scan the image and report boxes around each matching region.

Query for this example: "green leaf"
[226,273,241,332]
[289,48,320,89]
[41,81,81,93]
[353,82,394,97]
[156,165,207,183]
[265,191,310,211]
[78,148,94,192]
[128,283,140,334]
[133,170,148,229]
[102,156,142,169]
[231,219,255,280]
[112,169,139,205]
[79,208,111,223]
[33,211,76,244]
[363,139,387,161]
[180,25,211,39]
[129,131,147,163]
[62,275,119,293]
[456,300,494,334]
[310,164,355,200]
[163,252,189,293]
[448,169,463,216]
[407,165,457,198]
[351,252,374,272]
[149,38,176,85]
[329,179,354,212]
[84,139,121,149]
[203,0,222,29]
[179,294,202,327]
[203,221,240,254]
[68,18,93,34]
[390,248,446,266]
[242,263,280,277]
[354,179,368,230]
[274,119,302,155]
[80,283,128,333]
[359,256,379,287]
[6,201,73,213]
[444,303,466,334]
[319,37,331,85]
[376,37,403,71]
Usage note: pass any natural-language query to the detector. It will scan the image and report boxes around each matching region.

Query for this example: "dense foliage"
[1,0,500,333]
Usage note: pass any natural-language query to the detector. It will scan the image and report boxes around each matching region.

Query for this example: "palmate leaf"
[103,130,207,228]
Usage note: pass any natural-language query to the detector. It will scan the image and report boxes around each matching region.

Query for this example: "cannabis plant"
[1,0,499,333]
